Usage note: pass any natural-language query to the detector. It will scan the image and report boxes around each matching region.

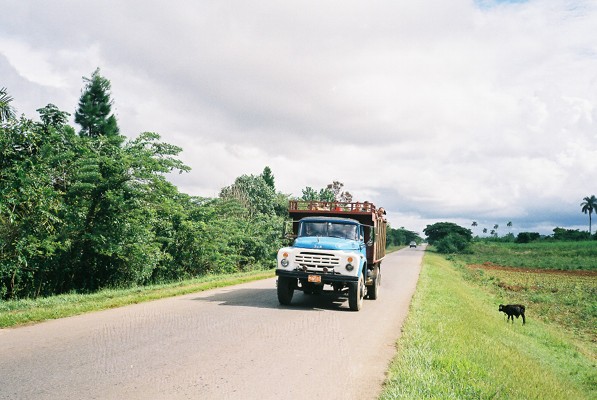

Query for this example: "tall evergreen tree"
[261,166,275,190]
[74,68,120,141]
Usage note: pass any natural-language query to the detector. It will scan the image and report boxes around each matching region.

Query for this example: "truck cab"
[276,201,386,311]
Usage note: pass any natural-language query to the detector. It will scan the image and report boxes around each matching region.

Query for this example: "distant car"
[409,241,417,248]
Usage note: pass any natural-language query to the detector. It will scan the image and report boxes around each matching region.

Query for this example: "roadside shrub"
[516,232,541,243]
[552,227,591,241]
[435,233,471,254]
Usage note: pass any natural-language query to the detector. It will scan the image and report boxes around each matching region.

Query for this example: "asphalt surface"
[0,246,425,400]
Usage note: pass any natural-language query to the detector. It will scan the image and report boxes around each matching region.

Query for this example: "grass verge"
[460,241,597,271]
[380,252,595,400]
[0,269,275,328]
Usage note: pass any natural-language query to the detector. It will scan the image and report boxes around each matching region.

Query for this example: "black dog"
[499,304,526,325]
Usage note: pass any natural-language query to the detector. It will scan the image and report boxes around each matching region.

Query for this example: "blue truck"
[276,200,387,311]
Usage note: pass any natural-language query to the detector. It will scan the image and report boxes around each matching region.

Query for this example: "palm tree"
[0,87,16,122]
[580,195,597,235]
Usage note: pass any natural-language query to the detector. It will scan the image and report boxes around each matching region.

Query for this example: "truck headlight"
[281,258,289,267]
[345,263,354,271]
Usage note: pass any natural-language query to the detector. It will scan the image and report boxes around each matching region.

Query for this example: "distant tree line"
[386,226,421,247]
[424,218,597,254]
[469,196,597,245]
[515,228,594,243]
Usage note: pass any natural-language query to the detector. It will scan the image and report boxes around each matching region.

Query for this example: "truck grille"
[295,252,340,268]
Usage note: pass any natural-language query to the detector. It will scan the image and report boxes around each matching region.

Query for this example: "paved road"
[0,246,424,400]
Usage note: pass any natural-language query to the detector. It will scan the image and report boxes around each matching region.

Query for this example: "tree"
[299,186,334,202]
[261,166,275,190]
[493,224,499,237]
[553,227,590,241]
[580,195,597,235]
[0,87,16,122]
[74,68,120,140]
[220,174,277,216]
[0,104,78,298]
[326,181,353,202]
[318,187,335,202]
[423,222,472,245]
[299,180,352,203]
[38,104,70,127]
[300,186,318,201]
[67,70,191,292]
[516,232,540,243]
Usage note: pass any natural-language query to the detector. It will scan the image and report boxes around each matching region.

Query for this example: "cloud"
[1,0,596,235]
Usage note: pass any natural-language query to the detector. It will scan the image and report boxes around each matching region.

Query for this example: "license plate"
[308,275,321,283]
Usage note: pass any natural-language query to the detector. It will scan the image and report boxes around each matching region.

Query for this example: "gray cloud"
[2,0,596,235]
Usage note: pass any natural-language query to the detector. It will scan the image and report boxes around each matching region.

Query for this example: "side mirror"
[282,220,295,240]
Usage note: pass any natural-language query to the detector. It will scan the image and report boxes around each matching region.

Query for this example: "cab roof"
[298,216,360,225]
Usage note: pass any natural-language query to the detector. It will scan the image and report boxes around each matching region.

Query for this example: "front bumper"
[275,269,359,283]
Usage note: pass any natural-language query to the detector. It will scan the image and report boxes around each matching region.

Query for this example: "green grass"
[462,265,596,346]
[460,241,597,271]
[380,252,595,400]
[0,269,275,328]
[455,241,596,346]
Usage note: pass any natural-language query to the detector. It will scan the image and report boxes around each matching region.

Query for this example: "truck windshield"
[299,221,358,240]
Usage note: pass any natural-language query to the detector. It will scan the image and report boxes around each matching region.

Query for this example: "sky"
[1,0,596,236]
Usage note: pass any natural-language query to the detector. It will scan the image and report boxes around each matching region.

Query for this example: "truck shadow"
[191,288,353,312]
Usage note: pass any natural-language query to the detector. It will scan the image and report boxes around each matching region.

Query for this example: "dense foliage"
[552,227,592,241]
[423,222,473,253]
[299,180,352,203]
[0,72,286,300]
[515,232,541,243]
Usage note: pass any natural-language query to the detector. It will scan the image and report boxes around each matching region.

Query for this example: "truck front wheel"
[348,274,364,311]
[367,264,381,300]
[277,276,295,305]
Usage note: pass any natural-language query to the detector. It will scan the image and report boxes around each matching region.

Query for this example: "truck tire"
[348,274,364,311]
[277,276,295,305]
[367,264,381,300]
